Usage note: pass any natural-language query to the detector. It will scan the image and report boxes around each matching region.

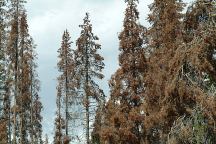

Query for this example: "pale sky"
[25,0,193,143]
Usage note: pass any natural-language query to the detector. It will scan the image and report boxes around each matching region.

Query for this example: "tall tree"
[0,0,6,116]
[142,0,216,143]
[18,11,34,144]
[6,1,43,143]
[28,47,43,144]
[75,13,105,144]
[0,0,9,143]
[100,0,147,143]
[142,0,185,143]
[57,30,75,141]
[6,0,26,143]
[20,12,43,144]
[165,0,216,143]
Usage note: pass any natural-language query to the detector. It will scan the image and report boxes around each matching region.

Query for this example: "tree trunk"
[30,66,34,143]
[65,51,68,136]
[12,3,19,143]
[85,44,90,144]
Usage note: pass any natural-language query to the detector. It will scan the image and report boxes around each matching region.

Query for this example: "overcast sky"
[25,0,193,142]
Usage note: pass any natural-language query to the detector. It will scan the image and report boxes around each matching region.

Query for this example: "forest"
[0,0,216,144]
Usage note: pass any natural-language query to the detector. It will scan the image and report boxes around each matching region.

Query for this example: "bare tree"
[75,13,105,144]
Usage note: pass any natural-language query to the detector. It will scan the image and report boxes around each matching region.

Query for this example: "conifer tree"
[75,13,105,144]
[165,0,216,143]
[29,54,43,143]
[142,0,185,143]
[18,11,33,144]
[27,41,43,144]
[6,1,42,143]
[57,30,75,141]
[100,0,147,143]
[142,0,216,143]
[0,0,6,117]
[6,0,26,143]
[21,12,43,144]
[54,84,65,144]
[0,0,9,143]
[0,0,43,143]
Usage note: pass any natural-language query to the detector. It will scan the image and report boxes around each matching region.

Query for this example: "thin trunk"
[9,107,11,143]
[30,66,34,143]
[0,13,11,143]
[12,2,19,143]
[19,19,25,144]
[65,50,68,136]
[85,44,90,144]
[8,94,11,144]
[4,84,11,144]
[58,94,61,143]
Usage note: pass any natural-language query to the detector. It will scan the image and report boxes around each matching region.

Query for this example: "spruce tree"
[6,0,26,143]
[75,13,105,144]
[0,0,8,142]
[6,1,42,143]
[142,0,185,142]
[18,12,33,144]
[166,0,216,143]
[101,0,147,143]
[57,30,75,142]
[142,0,216,143]
[0,0,6,117]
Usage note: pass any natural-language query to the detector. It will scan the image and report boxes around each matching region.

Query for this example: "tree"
[0,0,9,143]
[75,13,105,144]
[100,0,147,143]
[142,0,185,143]
[54,84,65,144]
[142,0,216,143]
[5,1,42,143]
[55,30,80,143]
[29,48,43,143]
[0,0,6,118]
[57,30,75,142]
[20,12,43,144]
[17,11,34,144]
[165,0,216,143]
[6,0,27,143]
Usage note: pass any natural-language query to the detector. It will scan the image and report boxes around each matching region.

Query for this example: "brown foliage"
[101,0,216,143]
[100,1,147,143]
